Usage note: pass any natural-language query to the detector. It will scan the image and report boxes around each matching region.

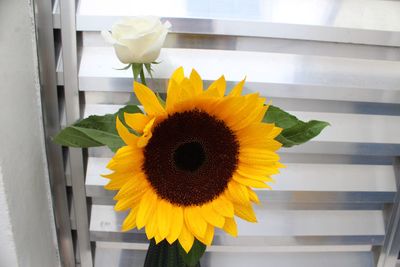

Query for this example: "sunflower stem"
[144,239,201,267]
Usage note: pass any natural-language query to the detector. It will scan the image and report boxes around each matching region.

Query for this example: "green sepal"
[263,105,330,147]
[53,105,142,152]
[132,63,143,81]
[178,239,206,267]
[144,63,154,78]
[114,64,132,71]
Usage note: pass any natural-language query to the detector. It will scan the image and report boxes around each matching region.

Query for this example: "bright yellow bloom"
[103,67,283,252]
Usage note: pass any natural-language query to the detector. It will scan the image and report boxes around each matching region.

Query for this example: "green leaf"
[263,105,299,129]
[71,126,124,152]
[53,105,143,152]
[53,127,102,148]
[264,105,330,147]
[178,239,206,267]
[279,120,330,147]
[53,113,119,149]
[75,114,118,134]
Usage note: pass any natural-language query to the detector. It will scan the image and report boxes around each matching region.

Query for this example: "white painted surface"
[0,167,19,266]
[0,0,60,266]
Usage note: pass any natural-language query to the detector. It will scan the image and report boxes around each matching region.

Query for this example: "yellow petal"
[239,139,282,152]
[239,157,279,166]
[239,149,280,165]
[268,126,283,139]
[247,187,260,204]
[237,163,280,177]
[154,230,164,244]
[234,203,257,222]
[227,180,249,204]
[239,147,281,157]
[137,117,155,148]
[189,69,203,95]
[254,104,269,122]
[178,78,197,103]
[106,152,143,170]
[104,175,132,190]
[113,173,149,200]
[108,149,143,173]
[178,223,195,253]
[232,98,266,131]
[209,96,244,122]
[166,78,182,112]
[171,66,185,84]
[203,75,226,97]
[106,158,142,173]
[112,145,138,160]
[124,113,151,134]
[116,117,138,147]
[114,193,144,211]
[136,191,158,229]
[211,195,234,218]
[145,210,158,240]
[229,77,246,96]
[200,203,225,228]
[230,97,266,130]
[122,206,139,232]
[166,206,183,244]
[184,206,207,238]
[157,200,173,239]
[221,93,259,127]
[133,81,165,116]
[196,224,214,246]
[232,174,271,188]
[237,123,275,142]
[223,217,238,237]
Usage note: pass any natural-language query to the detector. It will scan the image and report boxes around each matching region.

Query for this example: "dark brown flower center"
[142,109,239,206]
[173,141,206,172]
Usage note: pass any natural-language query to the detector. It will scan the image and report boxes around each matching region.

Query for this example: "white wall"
[0,0,60,266]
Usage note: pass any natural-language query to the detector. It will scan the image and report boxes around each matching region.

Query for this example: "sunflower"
[103,67,283,252]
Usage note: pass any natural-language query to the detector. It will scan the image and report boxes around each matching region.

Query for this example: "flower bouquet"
[54,17,329,267]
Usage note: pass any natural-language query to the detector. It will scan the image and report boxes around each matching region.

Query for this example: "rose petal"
[101,30,117,45]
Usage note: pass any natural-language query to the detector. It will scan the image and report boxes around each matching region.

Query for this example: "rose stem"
[140,65,147,86]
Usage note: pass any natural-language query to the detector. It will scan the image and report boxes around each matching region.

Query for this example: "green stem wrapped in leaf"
[144,239,205,267]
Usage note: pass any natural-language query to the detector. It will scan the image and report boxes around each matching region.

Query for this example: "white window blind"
[36,0,400,266]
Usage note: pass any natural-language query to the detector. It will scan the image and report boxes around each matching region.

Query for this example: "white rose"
[102,16,171,64]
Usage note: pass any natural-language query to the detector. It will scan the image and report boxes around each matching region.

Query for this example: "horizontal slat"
[86,157,396,203]
[90,205,385,245]
[71,47,400,104]
[83,104,400,156]
[53,0,400,47]
[96,241,373,253]
[94,247,375,267]
[82,32,400,62]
